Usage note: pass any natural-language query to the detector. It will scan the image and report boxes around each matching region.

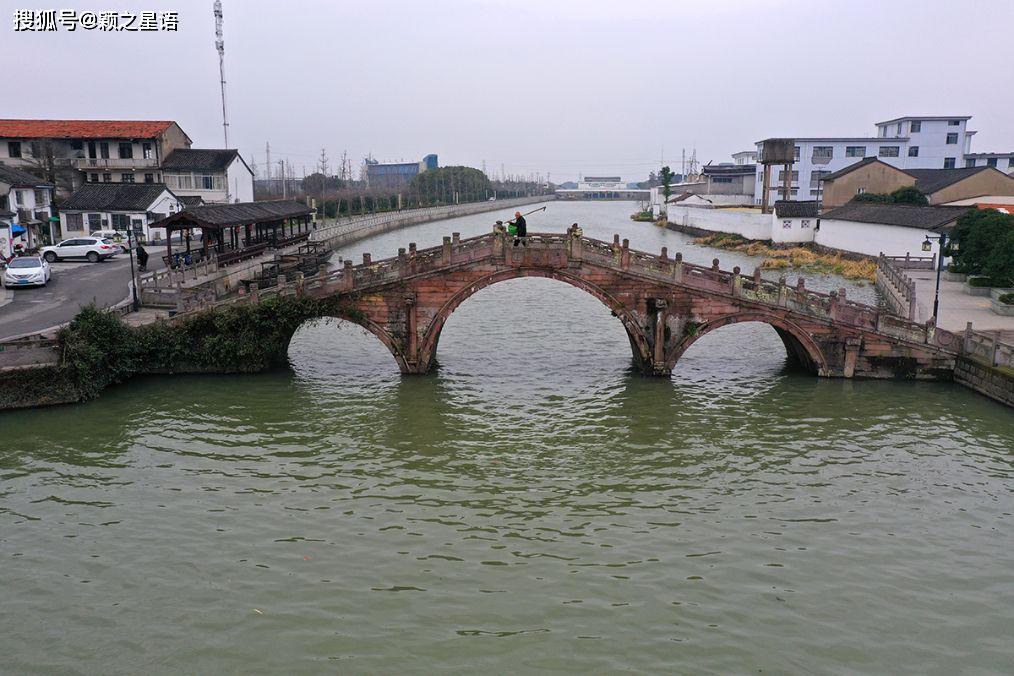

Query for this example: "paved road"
[910,269,1014,337]
[0,255,148,339]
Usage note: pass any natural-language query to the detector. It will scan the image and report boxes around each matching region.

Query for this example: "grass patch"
[693,234,876,282]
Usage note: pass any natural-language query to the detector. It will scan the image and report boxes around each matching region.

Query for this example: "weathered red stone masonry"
[242,225,960,378]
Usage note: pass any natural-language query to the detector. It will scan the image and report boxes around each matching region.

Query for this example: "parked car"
[40,237,119,263]
[90,229,130,253]
[2,256,51,287]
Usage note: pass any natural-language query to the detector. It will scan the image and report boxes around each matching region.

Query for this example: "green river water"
[1,202,1012,674]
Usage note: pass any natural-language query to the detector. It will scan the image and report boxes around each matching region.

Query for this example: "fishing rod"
[500,206,547,224]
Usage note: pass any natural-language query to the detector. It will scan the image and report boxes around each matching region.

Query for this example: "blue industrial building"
[365,154,438,188]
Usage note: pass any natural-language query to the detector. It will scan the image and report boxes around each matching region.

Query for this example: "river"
[2,201,1012,674]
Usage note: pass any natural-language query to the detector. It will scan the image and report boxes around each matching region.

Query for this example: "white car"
[90,229,130,253]
[2,256,52,287]
[41,237,119,263]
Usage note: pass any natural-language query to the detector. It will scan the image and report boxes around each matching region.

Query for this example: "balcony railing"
[72,157,159,170]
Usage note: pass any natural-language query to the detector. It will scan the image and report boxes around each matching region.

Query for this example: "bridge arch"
[418,268,653,372]
[668,311,829,376]
[288,312,412,374]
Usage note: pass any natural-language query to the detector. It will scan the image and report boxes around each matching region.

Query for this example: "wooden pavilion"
[152,199,313,267]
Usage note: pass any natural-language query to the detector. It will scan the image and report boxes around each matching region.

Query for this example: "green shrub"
[951,209,1014,275]
[968,276,995,288]
[56,296,364,401]
[998,293,1014,305]
[852,186,928,206]
[984,228,1014,287]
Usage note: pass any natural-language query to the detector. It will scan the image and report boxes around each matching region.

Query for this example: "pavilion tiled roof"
[0,119,175,139]
[155,200,312,230]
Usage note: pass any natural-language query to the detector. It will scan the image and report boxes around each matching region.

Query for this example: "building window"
[87,213,103,229]
[800,219,811,229]
[987,158,998,167]
[102,173,112,182]
[65,212,84,231]
[794,146,800,160]
[99,142,109,159]
[879,146,900,157]
[201,174,215,190]
[908,146,919,157]
[845,146,865,157]
[1009,158,1014,168]
[777,170,799,182]
[144,173,154,183]
[944,158,956,169]
[90,173,99,182]
[813,146,833,160]
[857,187,866,195]
[946,133,958,144]
[948,120,960,126]
[14,190,27,206]
[711,176,734,183]
[121,173,135,183]
[34,189,48,206]
[810,170,830,188]
[880,127,886,138]
[896,123,902,135]
[118,143,133,159]
[966,159,976,168]
[142,142,153,159]
[782,220,792,230]
[7,141,21,158]
[911,121,921,133]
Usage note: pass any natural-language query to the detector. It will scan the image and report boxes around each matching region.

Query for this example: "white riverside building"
[754,115,978,204]
[964,152,1014,172]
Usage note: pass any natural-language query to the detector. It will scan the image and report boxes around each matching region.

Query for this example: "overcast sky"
[6,0,1013,182]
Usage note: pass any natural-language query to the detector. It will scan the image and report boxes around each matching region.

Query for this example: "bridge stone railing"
[307,227,963,355]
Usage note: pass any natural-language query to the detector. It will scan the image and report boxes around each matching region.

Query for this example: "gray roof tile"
[60,183,173,211]
[820,203,970,230]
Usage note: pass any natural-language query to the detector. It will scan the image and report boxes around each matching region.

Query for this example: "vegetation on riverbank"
[57,296,363,401]
[693,233,877,282]
[630,209,655,222]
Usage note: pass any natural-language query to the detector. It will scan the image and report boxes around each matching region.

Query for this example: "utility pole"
[213,0,229,149]
[279,159,287,199]
[265,142,272,193]
[319,147,329,222]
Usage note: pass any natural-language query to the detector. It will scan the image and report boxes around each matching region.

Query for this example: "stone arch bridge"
[240,226,960,379]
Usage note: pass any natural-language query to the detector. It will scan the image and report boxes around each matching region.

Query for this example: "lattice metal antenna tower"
[214,0,229,148]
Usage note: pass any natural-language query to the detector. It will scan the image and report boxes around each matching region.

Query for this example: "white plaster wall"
[771,215,816,244]
[667,205,771,240]
[815,219,944,258]
[227,157,254,203]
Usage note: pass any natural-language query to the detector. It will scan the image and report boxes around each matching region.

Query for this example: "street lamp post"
[922,232,958,324]
[127,225,140,312]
